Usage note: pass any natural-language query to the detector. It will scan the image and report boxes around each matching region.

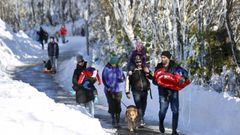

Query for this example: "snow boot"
[139,118,146,128]
[172,113,179,135]
[159,117,165,133]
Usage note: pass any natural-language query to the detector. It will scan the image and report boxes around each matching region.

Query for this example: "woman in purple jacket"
[102,56,125,128]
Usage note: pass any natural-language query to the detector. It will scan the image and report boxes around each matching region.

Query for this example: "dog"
[125,105,139,132]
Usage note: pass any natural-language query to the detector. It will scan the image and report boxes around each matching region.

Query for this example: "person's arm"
[152,64,160,85]
[102,67,110,88]
[56,43,59,58]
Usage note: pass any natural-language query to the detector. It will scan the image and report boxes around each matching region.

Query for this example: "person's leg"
[54,57,57,71]
[159,95,169,133]
[40,39,44,50]
[132,90,144,126]
[87,100,95,117]
[141,91,148,117]
[170,92,179,135]
[105,91,115,125]
[49,56,54,70]
[140,91,148,125]
[114,92,122,126]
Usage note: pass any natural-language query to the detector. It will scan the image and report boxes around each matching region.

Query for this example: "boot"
[159,117,165,133]
[172,113,179,135]
[139,117,145,128]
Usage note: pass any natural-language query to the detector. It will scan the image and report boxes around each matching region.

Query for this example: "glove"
[126,93,131,99]
[179,77,185,85]
[94,96,99,104]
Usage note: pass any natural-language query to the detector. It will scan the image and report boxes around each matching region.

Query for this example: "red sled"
[154,68,190,91]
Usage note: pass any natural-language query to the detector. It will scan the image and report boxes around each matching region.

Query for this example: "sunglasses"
[135,61,142,64]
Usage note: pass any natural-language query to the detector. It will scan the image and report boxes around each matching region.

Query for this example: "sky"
[0,18,240,135]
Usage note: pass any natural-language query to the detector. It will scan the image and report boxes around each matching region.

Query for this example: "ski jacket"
[77,67,101,91]
[47,42,59,58]
[60,26,67,36]
[102,63,125,93]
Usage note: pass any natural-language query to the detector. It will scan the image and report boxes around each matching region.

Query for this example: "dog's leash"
[121,101,128,108]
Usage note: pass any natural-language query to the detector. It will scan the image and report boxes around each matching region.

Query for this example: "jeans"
[49,56,57,70]
[159,90,179,130]
[132,90,148,119]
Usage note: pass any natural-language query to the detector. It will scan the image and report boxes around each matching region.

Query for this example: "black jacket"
[129,66,151,91]
[153,60,178,96]
[72,62,95,103]
[48,42,59,58]
[72,62,87,91]
[37,28,48,40]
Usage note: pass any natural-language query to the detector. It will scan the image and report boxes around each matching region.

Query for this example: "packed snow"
[1,18,240,135]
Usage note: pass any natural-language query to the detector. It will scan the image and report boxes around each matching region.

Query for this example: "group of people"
[71,41,189,135]
[37,25,68,50]
[40,25,69,73]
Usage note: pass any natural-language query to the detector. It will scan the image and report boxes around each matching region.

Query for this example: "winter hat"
[136,41,144,51]
[109,56,119,65]
[135,55,142,63]
[161,51,171,59]
[76,54,84,62]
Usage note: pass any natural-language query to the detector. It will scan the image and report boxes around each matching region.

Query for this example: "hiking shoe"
[139,119,146,127]
[172,130,179,135]
[159,123,165,133]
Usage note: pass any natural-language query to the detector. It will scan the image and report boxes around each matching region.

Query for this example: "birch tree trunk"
[224,0,239,67]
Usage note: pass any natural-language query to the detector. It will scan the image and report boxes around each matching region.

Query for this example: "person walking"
[59,25,68,43]
[153,51,187,135]
[37,27,48,50]
[47,36,59,73]
[102,56,125,128]
[126,55,153,127]
[72,54,101,117]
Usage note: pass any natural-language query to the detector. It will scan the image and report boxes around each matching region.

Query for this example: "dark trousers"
[105,91,122,114]
[159,90,179,131]
[132,90,148,120]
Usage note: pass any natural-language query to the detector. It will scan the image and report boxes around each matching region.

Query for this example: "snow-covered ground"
[1,17,240,135]
[0,19,107,135]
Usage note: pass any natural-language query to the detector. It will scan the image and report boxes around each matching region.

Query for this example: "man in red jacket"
[59,25,68,43]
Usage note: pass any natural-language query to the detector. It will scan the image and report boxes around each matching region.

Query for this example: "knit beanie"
[109,56,119,65]
[76,54,84,62]
[161,51,171,59]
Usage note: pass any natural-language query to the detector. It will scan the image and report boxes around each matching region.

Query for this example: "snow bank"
[0,81,107,135]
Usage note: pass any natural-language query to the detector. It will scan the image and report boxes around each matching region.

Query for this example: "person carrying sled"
[37,27,48,50]
[126,55,153,127]
[72,54,101,117]
[128,41,147,71]
[153,51,188,135]
[47,36,59,73]
[102,56,125,127]
[59,25,68,43]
